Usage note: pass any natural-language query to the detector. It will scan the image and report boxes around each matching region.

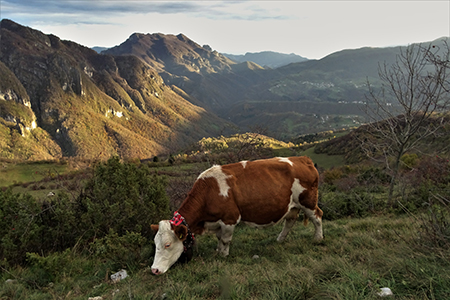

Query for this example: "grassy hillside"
[301,146,345,170]
[0,132,343,190]
[314,113,450,164]
[0,160,68,186]
[1,214,448,299]
[1,137,449,299]
[226,101,362,139]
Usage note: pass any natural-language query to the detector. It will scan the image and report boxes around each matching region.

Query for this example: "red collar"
[169,211,195,252]
[169,211,184,226]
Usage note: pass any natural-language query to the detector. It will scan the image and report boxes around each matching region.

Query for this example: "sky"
[1,0,449,59]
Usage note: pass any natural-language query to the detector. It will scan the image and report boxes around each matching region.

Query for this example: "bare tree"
[362,39,450,206]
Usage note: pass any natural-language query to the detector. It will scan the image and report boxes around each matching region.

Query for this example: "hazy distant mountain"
[92,46,109,53]
[0,19,228,160]
[224,37,450,139]
[223,51,308,68]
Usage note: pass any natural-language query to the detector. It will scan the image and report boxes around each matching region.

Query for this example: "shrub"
[334,175,359,192]
[25,250,73,287]
[398,156,450,212]
[414,155,450,185]
[0,157,171,266]
[77,156,171,241]
[421,194,450,249]
[322,168,343,185]
[320,187,386,220]
[400,153,418,170]
[0,190,43,265]
[404,192,450,255]
[91,229,151,269]
[357,167,391,185]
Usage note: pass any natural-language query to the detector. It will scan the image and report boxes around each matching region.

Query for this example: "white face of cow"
[151,220,185,275]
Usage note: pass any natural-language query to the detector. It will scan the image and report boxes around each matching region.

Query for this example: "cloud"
[4,0,197,14]
[2,0,448,59]
[2,0,204,26]
[2,0,294,25]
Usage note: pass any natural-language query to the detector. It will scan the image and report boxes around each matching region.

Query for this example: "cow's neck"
[177,196,205,234]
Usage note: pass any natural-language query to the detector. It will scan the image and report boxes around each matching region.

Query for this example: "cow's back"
[223,156,318,225]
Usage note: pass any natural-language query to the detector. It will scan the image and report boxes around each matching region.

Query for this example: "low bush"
[421,194,450,250]
[91,229,152,270]
[77,156,170,239]
[320,187,386,220]
[0,157,171,266]
[357,167,391,185]
[322,168,343,185]
[0,190,43,265]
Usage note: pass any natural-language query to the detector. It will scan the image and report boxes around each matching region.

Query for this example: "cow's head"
[151,220,188,275]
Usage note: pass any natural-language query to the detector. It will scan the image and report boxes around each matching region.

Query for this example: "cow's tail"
[303,213,309,226]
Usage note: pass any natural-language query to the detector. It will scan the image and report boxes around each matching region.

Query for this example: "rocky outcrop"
[102,31,280,113]
[0,19,229,161]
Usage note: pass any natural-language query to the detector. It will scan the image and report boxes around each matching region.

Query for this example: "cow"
[150,156,323,275]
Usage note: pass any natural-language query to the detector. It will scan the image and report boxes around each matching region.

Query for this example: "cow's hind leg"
[303,206,323,241]
[216,221,235,257]
[277,208,300,242]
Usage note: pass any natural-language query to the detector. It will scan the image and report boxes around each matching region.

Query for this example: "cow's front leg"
[216,222,235,257]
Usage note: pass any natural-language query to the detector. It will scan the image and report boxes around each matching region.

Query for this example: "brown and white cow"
[151,156,323,275]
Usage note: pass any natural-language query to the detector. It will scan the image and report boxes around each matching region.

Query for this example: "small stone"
[111,269,128,283]
[377,287,393,297]
[5,279,17,284]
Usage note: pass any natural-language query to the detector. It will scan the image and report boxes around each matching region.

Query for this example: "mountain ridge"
[1,19,448,161]
[0,19,229,161]
[223,51,308,68]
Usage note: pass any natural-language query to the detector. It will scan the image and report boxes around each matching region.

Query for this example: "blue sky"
[1,0,449,59]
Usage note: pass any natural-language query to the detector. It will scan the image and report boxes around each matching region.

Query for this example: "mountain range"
[1,19,448,161]
[223,51,308,68]
[0,19,229,160]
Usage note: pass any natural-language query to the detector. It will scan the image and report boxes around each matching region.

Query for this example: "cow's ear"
[151,224,159,233]
[173,224,188,241]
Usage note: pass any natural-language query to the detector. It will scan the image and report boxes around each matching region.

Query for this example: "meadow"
[1,139,449,299]
[2,214,449,299]
[0,160,69,188]
[111,215,450,300]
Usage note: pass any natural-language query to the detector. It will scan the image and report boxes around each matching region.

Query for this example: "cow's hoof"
[313,237,325,244]
[276,234,286,242]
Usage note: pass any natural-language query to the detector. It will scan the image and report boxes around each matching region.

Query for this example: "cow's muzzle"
[151,268,163,275]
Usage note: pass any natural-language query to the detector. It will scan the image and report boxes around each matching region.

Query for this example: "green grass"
[0,161,69,187]
[301,146,345,169]
[2,214,449,299]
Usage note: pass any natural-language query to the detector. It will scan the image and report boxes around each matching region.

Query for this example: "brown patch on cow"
[178,156,321,233]
[171,224,188,241]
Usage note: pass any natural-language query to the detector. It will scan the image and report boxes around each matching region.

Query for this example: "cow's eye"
[164,243,171,248]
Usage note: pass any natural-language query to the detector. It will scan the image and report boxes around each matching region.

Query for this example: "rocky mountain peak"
[103,31,235,75]
[0,19,228,160]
